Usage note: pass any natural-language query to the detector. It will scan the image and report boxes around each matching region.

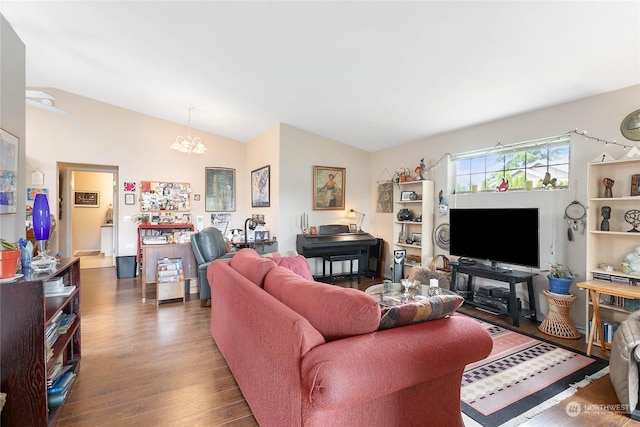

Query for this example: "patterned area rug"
[461,316,609,427]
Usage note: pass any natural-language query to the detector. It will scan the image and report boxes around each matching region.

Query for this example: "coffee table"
[365,282,456,307]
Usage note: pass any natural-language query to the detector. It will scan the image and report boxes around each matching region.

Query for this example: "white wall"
[0,15,25,245]
[370,84,640,329]
[71,171,114,252]
[24,89,247,256]
[279,124,371,274]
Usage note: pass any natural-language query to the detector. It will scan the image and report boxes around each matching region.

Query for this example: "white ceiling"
[2,1,639,152]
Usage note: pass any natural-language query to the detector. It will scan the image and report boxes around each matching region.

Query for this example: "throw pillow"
[270,255,314,281]
[378,294,463,330]
[229,248,276,287]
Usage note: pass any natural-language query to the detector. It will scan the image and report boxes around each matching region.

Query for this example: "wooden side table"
[538,290,581,339]
[577,280,640,356]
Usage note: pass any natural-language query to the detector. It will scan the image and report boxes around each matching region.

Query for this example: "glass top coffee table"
[365,282,457,307]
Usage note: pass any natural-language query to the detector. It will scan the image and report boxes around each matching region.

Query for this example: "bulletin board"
[140,181,191,212]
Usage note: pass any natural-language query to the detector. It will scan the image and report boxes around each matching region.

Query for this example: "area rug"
[460,315,609,427]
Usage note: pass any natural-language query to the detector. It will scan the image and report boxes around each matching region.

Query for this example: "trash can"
[116,255,137,279]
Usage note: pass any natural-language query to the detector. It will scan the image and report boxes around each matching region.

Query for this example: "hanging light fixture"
[170,107,207,154]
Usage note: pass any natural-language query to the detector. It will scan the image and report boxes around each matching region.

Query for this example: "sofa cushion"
[264,266,380,341]
[378,294,464,330]
[270,255,314,281]
[230,248,276,287]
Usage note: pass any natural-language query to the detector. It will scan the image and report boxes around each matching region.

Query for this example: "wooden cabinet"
[584,158,640,348]
[136,223,195,262]
[0,257,81,426]
[392,180,434,275]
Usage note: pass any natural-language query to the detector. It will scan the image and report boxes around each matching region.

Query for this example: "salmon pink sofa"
[207,249,492,427]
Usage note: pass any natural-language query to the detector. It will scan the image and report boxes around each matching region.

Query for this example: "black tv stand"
[450,262,537,327]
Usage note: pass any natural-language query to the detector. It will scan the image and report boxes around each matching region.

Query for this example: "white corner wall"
[0,15,25,244]
[370,84,640,329]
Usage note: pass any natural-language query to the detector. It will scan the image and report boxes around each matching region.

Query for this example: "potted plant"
[546,263,574,295]
[0,239,21,279]
[392,168,412,187]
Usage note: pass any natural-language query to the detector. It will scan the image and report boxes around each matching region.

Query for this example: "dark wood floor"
[57,267,638,426]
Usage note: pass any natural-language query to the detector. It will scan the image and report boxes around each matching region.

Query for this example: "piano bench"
[322,254,361,285]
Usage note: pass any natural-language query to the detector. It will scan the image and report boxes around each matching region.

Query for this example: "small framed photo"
[400,191,414,201]
[411,232,422,244]
[125,193,135,205]
[632,174,640,196]
[255,230,270,241]
[349,224,357,233]
[310,226,317,235]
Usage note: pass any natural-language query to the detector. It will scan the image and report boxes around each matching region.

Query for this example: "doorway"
[57,162,118,269]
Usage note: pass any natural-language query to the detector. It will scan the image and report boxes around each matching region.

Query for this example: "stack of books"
[47,369,76,408]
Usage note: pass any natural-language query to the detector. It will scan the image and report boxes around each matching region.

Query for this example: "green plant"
[0,239,18,250]
[392,167,411,187]
[545,263,573,279]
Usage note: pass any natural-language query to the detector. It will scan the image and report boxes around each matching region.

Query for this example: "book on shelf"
[48,371,76,395]
[48,364,74,390]
[45,285,76,297]
[588,319,620,345]
[47,373,76,409]
[58,313,77,334]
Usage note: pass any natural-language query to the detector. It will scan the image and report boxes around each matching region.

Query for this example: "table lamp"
[347,209,365,232]
[244,217,266,243]
[32,193,51,257]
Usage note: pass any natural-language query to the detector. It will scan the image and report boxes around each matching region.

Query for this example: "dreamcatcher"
[564,200,586,241]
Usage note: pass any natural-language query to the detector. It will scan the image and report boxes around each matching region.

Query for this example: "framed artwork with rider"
[313,166,345,210]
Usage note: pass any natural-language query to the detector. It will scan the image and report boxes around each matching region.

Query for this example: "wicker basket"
[429,255,451,275]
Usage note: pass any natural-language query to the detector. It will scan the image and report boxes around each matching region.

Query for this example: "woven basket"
[429,255,451,275]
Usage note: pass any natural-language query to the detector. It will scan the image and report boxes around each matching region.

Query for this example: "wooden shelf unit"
[584,157,640,350]
[392,180,434,276]
[0,257,81,426]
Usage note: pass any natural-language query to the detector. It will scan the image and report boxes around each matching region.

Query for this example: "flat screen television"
[449,208,540,269]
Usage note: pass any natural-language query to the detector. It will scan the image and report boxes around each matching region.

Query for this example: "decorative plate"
[621,109,640,141]
[434,223,450,250]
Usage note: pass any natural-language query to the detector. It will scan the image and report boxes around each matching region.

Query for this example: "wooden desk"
[140,243,197,301]
[576,280,640,356]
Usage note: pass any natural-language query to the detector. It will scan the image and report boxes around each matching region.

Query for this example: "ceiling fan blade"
[26,98,71,116]
[25,90,55,100]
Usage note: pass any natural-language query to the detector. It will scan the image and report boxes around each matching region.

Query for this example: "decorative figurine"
[601,206,611,231]
[414,158,426,180]
[496,178,509,192]
[625,209,640,232]
[603,177,615,198]
[437,190,448,215]
[541,171,557,189]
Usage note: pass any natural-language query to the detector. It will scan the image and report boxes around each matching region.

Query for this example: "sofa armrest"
[301,314,492,409]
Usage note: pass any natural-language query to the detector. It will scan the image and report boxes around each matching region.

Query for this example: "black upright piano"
[296,224,379,280]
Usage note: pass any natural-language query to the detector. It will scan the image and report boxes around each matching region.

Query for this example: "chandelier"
[169,108,207,154]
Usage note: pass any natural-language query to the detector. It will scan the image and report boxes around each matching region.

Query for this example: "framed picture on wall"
[124,193,135,205]
[74,191,99,207]
[313,165,345,210]
[0,129,18,214]
[251,165,270,207]
[205,167,236,212]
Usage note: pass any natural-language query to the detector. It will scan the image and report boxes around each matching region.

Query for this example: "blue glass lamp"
[32,193,51,255]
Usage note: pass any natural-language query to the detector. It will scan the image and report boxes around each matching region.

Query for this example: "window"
[452,136,570,193]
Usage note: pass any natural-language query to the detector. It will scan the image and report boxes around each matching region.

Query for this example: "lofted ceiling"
[1,1,639,152]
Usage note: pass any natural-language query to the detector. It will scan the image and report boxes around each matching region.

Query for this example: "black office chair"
[190,227,233,306]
